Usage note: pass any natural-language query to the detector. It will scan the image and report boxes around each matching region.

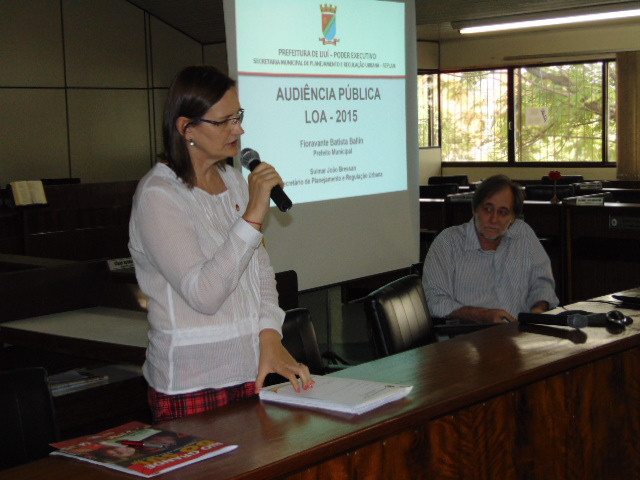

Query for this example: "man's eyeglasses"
[195,109,244,129]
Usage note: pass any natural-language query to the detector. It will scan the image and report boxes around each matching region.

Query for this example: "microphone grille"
[567,314,588,329]
[240,148,259,169]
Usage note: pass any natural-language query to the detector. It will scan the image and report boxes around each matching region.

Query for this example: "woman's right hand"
[243,162,284,228]
[255,329,314,393]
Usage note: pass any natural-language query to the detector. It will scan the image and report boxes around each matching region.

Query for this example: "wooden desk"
[419,198,446,261]
[565,202,640,303]
[0,307,150,438]
[0,307,148,365]
[419,198,446,233]
[522,201,565,302]
[3,294,639,479]
[17,181,136,261]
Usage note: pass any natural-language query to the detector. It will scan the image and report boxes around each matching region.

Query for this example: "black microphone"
[240,148,292,212]
[518,312,588,329]
[575,310,633,327]
[518,311,631,329]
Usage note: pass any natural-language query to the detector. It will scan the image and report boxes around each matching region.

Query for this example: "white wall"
[419,148,442,183]
[417,41,438,70]
[440,22,640,70]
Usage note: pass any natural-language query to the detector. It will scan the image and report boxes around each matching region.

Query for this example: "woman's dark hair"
[160,65,236,186]
[472,174,524,217]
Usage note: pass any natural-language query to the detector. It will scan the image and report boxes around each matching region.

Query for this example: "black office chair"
[281,308,325,375]
[428,175,469,186]
[524,184,575,201]
[275,270,299,310]
[363,275,495,358]
[0,367,59,470]
[363,275,438,358]
[420,184,459,198]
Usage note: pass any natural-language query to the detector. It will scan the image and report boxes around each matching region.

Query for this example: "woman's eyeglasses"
[195,109,244,129]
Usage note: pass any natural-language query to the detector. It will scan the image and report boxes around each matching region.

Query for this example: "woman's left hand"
[243,162,284,228]
[255,329,314,393]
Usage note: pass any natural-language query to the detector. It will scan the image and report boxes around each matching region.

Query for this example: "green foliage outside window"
[418,61,616,163]
[440,70,508,162]
[517,64,605,162]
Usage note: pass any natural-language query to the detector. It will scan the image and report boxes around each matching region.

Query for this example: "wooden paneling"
[0,260,106,322]
[280,348,639,480]
[53,375,150,439]
[0,181,137,261]
[566,203,640,302]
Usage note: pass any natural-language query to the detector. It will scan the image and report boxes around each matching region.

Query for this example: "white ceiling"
[126,0,640,44]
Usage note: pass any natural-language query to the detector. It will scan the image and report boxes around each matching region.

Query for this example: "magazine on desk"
[259,375,413,415]
[50,421,237,477]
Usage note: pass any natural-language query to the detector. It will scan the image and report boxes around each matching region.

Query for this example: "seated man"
[422,174,559,324]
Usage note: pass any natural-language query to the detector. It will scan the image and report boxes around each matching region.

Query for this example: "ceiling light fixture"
[453,3,640,35]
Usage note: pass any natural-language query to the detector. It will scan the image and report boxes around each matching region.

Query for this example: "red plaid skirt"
[148,382,256,423]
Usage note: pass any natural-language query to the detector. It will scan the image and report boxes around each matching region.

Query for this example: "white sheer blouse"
[128,163,284,394]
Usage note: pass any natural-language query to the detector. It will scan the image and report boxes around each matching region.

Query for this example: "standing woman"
[129,65,312,423]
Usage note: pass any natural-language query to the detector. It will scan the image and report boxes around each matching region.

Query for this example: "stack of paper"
[48,368,109,396]
[259,375,412,415]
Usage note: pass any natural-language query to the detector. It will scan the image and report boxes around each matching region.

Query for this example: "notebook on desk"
[611,288,640,306]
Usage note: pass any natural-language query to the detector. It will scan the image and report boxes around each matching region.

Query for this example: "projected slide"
[236,0,407,205]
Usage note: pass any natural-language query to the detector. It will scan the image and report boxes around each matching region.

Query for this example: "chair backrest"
[281,308,324,375]
[275,270,299,310]
[524,184,575,201]
[428,175,469,186]
[420,183,459,198]
[540,174,584,185]
[0,367,59,470]
[363,274,437,358]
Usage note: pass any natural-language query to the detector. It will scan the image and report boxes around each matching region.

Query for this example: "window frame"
[419,59,617,168]
[417,69,441,149]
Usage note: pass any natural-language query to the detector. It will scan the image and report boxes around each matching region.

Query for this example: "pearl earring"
[188,139,195,147]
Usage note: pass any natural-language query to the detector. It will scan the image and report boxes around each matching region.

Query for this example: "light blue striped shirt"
[422,218,559,318]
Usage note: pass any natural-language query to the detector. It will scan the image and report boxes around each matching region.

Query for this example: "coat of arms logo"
[319,4,339,45]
